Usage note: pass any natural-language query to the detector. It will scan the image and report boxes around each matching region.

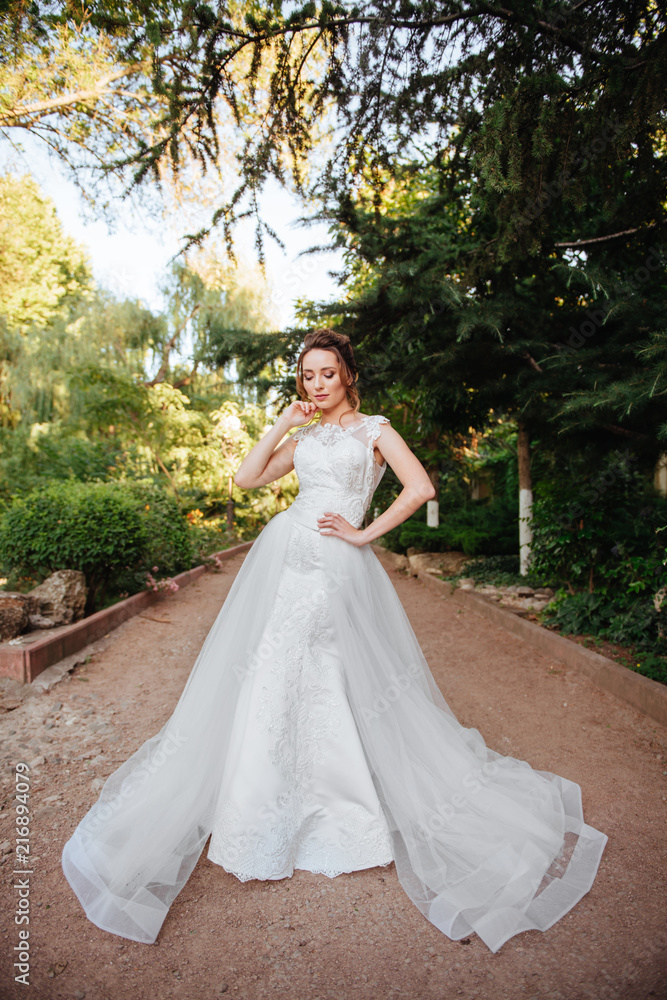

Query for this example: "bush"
[529,455,667,658]
[382,479,518,557]
[0,425,146,503]
[541,590,666,677]
[531,455,667,594]
[0,480,193,610]
[396,507,517,556]
[444,554,542,587]
[185,510,242,564]
[122,481,193,575]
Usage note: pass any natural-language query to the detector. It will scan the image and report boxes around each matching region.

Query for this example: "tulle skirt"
[61,505,608,951]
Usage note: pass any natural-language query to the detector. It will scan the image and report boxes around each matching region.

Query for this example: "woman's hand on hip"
[317,512,366,546]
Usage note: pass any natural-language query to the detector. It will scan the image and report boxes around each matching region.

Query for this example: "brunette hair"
[295,328,360,411]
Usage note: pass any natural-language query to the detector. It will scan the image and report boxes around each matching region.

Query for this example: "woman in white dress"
[61,328,608,953]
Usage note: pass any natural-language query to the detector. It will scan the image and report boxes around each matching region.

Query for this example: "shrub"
[382,478,518,557]
[396,507,517,556]
[541,590,666,669]
[444,554,542,587]
[122,481,193,575]
[0,480,193,610]
[531,455,667,595]
[186,512,241,565]
[529,456,667,658]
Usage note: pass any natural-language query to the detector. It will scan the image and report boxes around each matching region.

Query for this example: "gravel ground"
[0,549,665,1000]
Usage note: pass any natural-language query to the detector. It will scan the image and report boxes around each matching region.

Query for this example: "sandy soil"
[0,549,665,1000]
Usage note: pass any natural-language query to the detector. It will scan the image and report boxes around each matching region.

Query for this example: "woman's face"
[301,349,349,412]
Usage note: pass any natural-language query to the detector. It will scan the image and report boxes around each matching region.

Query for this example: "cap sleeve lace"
[365,414,390,442]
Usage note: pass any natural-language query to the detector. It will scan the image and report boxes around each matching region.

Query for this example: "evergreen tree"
[2,2,664,256]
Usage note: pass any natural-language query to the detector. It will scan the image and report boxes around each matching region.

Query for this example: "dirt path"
[0,549,665,1000]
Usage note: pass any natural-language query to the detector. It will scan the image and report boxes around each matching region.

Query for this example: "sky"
[1,132,345,328]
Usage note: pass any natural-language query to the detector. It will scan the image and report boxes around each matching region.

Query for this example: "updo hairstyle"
[295,328,360,412]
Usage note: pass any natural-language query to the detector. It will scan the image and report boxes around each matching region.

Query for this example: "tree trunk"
[517,420,533,575]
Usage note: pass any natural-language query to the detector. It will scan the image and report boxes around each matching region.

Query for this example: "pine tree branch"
[599,422,649,440]
[554,225,651,248]
[0,65,146,126]
[522,349,544,373]
[204,3,599,73]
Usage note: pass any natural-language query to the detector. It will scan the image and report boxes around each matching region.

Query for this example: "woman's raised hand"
[235,400,318,489]
[281,400,319,429]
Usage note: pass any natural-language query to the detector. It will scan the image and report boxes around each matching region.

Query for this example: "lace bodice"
[288,414,390,530]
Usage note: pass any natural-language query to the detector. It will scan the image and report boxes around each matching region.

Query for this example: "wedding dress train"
[61,414,608,951]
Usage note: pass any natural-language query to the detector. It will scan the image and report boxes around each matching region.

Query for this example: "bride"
[61,327,608,953]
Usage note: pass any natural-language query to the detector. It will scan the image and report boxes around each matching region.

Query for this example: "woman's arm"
[234,401,318,489]
[317,423,436,545]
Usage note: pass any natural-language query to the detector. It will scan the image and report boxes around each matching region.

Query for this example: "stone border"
[0,542,254,684]
[423,570,667,727]
[372,546,667,728]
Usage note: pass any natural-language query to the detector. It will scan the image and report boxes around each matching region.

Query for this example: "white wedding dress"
[61,414,608,952]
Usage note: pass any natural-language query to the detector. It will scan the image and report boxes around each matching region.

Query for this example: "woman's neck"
[319,403,358,427]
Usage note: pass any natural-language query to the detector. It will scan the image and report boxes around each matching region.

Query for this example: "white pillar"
[517,422,533,576]
[655,454,667,497]
[519,488,533,575]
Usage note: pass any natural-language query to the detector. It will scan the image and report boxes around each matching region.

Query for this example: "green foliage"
[444,554,531,587]
[2,7,666,688]
[4,0,663,263]
[631,653,667,686]
[0,480,192,610]
[186,512,243,566]
[0,16,167,195]
[0,172,92,332]
[524,459,667,668]
[306,151,667,462]
[0,426,143,500]
[381,418,520,557]
[541,591,666,669]
[122,481,193,576]
[0,175,286,531]
[530,455,667,595]
[390,484,518,558]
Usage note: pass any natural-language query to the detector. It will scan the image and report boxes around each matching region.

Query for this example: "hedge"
[0,480,193,611]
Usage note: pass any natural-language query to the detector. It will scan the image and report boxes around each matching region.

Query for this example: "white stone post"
[518,421,533,575]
